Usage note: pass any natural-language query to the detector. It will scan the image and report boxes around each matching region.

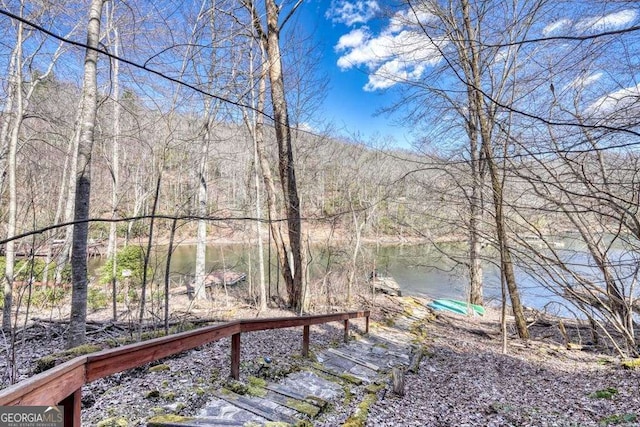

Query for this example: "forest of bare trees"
[0,0,639,363]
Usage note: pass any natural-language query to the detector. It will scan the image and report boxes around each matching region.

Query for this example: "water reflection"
[89,240,637,317]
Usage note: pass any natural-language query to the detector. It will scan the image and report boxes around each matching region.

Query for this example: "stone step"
[252,386,323,418]
[194,397,268,425]
[211,389,301,425]
[316,351,378,383]
[148,415,254,426]
[326,348,381,371]
[277,370,345,401]
[148,303,428,427]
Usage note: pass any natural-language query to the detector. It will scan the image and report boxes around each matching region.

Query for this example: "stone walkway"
[148,299,430,427]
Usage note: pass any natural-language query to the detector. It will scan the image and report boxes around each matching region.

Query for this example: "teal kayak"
[427,299,485,316]
[440,299,486,316]
[427,299,467,315]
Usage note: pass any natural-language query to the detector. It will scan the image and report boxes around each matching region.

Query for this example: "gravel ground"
[367,307,640,427]
[3,293,640,426]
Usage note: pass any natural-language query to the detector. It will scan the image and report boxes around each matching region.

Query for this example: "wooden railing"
[0,310,369,426]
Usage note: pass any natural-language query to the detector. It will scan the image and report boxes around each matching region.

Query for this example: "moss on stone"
[263,422,290,427]
[96,417,128,427]
[194,387,206,396]
[247,385,267,397]
[148,363,170,373]
[285,398,320,417]
[224,380,248,395]
[343,392,378,427]
[248,376,267,388]
[147,414,193,425]
[338,373,363,385]
[621,358,640,370]
[304,395,328,409]
[364,382,386,394]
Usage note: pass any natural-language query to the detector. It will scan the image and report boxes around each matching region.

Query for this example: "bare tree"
[67,0,105,348]
[244,0,306,311]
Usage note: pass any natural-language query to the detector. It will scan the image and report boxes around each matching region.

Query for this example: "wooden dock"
[6,239,106,258]
[370,276,402,297]
[203,270,247,286]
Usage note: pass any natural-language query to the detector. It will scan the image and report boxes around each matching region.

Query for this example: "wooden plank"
[239,311,369,333]
[0,357,86,405]
[326,348,380,371]
[86,322,241,381]
[61,388,81,427]
[231,333,241,380]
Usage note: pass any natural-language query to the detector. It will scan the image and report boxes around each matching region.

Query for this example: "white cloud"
[564,72,603,91]
[326,0,380,26]
[542,19,572,36]
[575,9,637,33]
[336,28,369,51]
[586,82,640,115]
[334,7,442,91]
[388,8,433,33]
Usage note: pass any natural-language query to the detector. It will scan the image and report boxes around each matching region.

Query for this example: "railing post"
[231,333,241,380]
[61,388,81,426]
[365,315,370,334]
[302,325,310,357]
[343,319,349,342]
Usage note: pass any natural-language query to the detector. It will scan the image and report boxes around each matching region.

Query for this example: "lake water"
[90,242,577,315]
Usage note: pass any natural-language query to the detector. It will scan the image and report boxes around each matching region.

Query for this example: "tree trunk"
[250,40,293,306]
[107,21,121,320]
[468,126,484,306]
[193,111,210,301]
[264,0,304,311]
[106,23,120,261]
[67,0,104,348]
[461,0,527,338]
[253,118,267,311]
[55,112,81,286]
[2,19,23,331]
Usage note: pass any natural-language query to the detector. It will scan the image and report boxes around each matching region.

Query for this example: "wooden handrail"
[0,310,369,426]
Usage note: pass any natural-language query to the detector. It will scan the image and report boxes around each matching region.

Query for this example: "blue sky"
[292,0,640,149]
[296,0,413,147]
